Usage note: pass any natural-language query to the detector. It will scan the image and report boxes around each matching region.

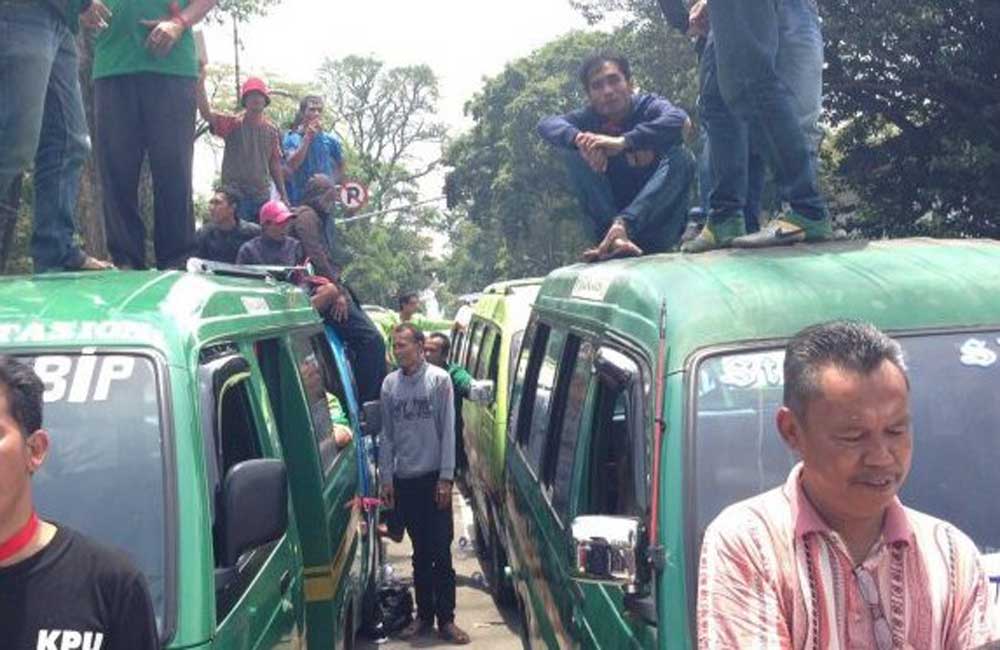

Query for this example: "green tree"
[310,55,451,306]
[822,0,1000,237]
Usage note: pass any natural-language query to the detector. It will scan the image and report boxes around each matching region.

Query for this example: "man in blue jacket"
[538,52,694,261]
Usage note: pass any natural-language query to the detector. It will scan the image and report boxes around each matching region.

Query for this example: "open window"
[199,354,285,622]
[581,348,647,518]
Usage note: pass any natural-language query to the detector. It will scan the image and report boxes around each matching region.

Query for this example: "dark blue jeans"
[705,0,827,222]
[561,145,694,254]
[0,3,90,271]
[326,289,386,404]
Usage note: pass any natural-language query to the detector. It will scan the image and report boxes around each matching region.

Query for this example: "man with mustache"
[698,321,998,648]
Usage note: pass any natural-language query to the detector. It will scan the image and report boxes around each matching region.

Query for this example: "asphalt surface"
[357,490,523,649]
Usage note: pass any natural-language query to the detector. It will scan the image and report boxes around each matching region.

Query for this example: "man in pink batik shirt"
[697,320,999,650]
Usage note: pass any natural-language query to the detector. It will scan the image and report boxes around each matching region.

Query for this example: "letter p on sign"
[339,181,369,211]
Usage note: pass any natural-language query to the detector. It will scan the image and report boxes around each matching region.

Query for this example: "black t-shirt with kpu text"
[0,526,159,650]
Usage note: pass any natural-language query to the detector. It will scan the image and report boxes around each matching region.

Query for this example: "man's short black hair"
[213,187,239,208]
[428,332,451,356]
[579,52,632,89]
[397,291,420,310]
[393,323,425,346]
[783,320,908,418]
[0,356,44,437]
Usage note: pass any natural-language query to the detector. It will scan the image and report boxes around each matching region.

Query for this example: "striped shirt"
[697,464,999,649]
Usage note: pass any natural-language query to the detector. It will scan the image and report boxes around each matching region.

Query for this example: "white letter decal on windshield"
[67,355,98,404]
[92,357,135,402]
[959,338,997,367]
[34,357,72,402]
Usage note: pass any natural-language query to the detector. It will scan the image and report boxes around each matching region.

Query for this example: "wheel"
[489,526,516,607]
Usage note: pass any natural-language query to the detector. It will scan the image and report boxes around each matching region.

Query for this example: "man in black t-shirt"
[0,356,159,650]
[194,188,261,263]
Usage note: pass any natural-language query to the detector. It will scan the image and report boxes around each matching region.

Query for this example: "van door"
[200,354,300,649]
[254,331,362,649]
[568,347,655,649]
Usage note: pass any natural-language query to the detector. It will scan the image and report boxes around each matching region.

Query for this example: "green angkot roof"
[536,238,1000,373]
[0,270,316,354]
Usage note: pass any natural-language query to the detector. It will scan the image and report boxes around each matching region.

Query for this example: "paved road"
[357,491,523,649]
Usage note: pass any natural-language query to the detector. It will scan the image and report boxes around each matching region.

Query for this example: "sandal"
[600,238,643,260]
[438,622,471,645]
[396,619,434,639]
[69,256,115,271]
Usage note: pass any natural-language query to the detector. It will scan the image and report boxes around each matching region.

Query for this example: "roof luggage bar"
[186,257,312,284]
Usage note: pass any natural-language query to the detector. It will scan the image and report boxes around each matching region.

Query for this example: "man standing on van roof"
[379,324,470,644]
[697,321,999,648]
[537,52,695,261]
[0,356,158,649]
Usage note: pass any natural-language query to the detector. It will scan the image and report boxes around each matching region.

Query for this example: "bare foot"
[581,247,602,263]
[75,256,115,271]
[601,237,643,260]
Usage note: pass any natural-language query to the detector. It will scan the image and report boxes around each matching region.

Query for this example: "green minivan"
[502,239,1000,649]
[0,266,380,650]
[457,277,540,602]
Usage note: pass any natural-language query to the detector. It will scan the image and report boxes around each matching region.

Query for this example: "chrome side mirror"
[468,379,495,404]
[570,515,641,590]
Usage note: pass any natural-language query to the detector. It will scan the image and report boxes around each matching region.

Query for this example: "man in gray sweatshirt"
[379,323,470,644]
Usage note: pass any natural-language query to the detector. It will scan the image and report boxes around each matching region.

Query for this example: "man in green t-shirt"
[375,291,454,365]
[424,332,472,480]
[91,0,216,269]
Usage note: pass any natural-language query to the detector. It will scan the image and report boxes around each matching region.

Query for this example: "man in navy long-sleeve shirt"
[538,52,694,260]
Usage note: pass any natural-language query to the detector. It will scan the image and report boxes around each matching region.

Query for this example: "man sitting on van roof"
[194,188,260,264]
[538,51,694,261]
[235,199,304,266]
[697,321,999,648]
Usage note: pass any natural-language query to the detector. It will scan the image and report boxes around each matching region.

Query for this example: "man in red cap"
[235,199,304,266]
[197,67,288,222]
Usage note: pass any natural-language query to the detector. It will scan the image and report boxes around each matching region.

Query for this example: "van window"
[210,375,275,621]
[542,338,593,521]
[509,321,542,444]
[582,354,646,518]
[692,331,1000,558]
[290,331,352,476]
[524,329,567,473]
[465,321,485,372]
[476,327,498,380]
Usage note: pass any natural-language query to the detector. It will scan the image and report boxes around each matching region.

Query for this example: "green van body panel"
[503,239,1000,649]
[0,270,376,650]
[459,278,540,595]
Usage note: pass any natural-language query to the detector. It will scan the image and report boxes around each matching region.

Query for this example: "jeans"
[395,471,456,626]
[326,289,386,404]
[95,73,196,269]
[695,118,765,232]
[561,144,694,254]
[704,0,827,222]
[236,194,267,223]
[0,3,90,271]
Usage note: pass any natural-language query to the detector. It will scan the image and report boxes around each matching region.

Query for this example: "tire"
[487,518,516,607]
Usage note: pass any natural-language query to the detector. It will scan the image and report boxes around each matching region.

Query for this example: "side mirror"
[570,515,642,591]
[361,400,382,437]
[468,379,495,404]
[221,459,288,567]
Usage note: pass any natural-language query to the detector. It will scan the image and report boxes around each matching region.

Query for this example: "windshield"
[16,353,168,632]
[692,331,1000,566]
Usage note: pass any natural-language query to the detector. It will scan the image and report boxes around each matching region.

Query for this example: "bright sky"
[193,0,597,198]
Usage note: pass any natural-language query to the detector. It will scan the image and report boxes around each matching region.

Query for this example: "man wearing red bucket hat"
[197,67,288,223]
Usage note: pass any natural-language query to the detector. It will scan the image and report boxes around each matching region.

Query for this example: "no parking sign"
[339,181,369,211]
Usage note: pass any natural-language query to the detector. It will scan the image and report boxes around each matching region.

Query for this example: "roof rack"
[186,257,312,284]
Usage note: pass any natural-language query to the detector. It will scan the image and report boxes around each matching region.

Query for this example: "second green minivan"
[502,239,1000,649]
